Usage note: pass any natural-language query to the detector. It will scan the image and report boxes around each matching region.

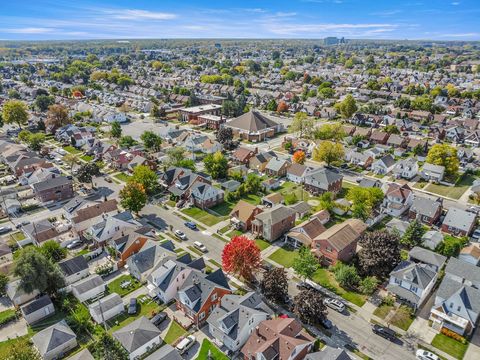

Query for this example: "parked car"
[176,335,196,354]
[372,324,397,341]
[193,241,207,252]
[0,226,12,235]
[471,228,480,241]
[319,318,333,329]
[104,176,112,183]
[184,221,197,230]
[128,298,137,315]
[150,312,167,326]
[323,298,346,313]
[66,240,83,250]
[416,349,440,360]
[296,282,313,290]
[15,221,30,229]
[174,230,186,240]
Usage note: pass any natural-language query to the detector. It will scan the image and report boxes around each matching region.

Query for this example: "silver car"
[323,298,346,312]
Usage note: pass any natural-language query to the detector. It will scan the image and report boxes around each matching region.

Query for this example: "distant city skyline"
[0,0,479,41]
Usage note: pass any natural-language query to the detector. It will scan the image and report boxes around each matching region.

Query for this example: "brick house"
[109,226,155,268]
[409,197,443,226]
[32,176,74,203]
[312,219,367,266]
[11,156,53,177]
[369,130,390,145]
[304,168,343,196]
[441,207,477,237]
[197,114,225,130]
[232,147,258,166]
[179,104,222,124]
[190,183,224,209]
[252,205,296,242]
[230,200,263,231]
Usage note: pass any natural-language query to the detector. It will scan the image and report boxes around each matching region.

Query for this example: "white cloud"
[264,22,398,36]
[2,27,55,34]
[441,32,479,37]
[451,2,461,5]
[105,9,176,20]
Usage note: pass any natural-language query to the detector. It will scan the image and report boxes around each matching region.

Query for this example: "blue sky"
[0,0,478,40]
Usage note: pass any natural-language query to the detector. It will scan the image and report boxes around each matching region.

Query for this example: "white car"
[323,298,346,313]
[176,335,196,354]
[193,241,207,252]
[416,349,440,360]
[174,230,187,240]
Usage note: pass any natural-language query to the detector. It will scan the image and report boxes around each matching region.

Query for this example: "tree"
[314,123,346,142]
[118,135,137,148]
[336,94,357,118]
[384,125,400,134]
[7,340,42,360]
[425,144,459,178]
[277,101,289,113]
[40,240,67,262]
[0,273,8,297]
[292,246,319,280]
[222,100,239,117]
[13,247,65,296]
[346,187,384,221]
[28,133,46,151]
[395,97,411,110]
[140,131,162,152]
[2,99,28,128]
[293,289,327,325]
[130,165,157,194]
[312,141,344,166]
[292,150,306,165]
[359,276,380,295]
[64,153,80,173]
[67,303,94,335]
[89,333,129,360]
[222,236,261,281]
[401,220,425,248]
[216,127,236,150]
[204,151,229,179]
[34,94,54,112]
[77,162,100,187]
[120,181,147,215]
[318,192,335,212]
[266,99,277,112]
[110,121,122,139]
[331,263,360,289]
[289,112,314,138]
[358,230,401,278]
[150,104,165,119]
[46,104,69,132]
[260,267,289,303]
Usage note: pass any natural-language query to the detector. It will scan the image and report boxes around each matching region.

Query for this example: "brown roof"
[314,218,366,251]
[370,130,389,142]
[386,183,412,201]
[72,199,118,224]
[233,147,256,162]
[263,192,284,204]
[311,209,330,223]
[230,200,261,223]
[226,110,279,133]
[286,163,308,177]
[287,217,327,247]
[461,244,480,259]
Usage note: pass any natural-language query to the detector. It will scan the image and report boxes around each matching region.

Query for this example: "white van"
[176,335,196,354]
[193,241,207,252]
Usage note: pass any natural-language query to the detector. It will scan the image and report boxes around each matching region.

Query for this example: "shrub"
[359,276,379,295]
[441,328,467,344]
[382,295,396,307]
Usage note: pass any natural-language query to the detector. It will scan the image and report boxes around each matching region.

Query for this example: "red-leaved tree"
[277,101,289,113]
[222,236,261,281]
[292,150,306,164]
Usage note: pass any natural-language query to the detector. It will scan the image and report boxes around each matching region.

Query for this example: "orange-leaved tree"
[222,235,261,281]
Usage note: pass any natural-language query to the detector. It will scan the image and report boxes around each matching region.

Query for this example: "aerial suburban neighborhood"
[0,2,480,360]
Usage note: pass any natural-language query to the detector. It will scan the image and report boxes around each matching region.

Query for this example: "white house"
[88,293,124,324]
[382,183,414,216]
[71,275,106,303]
[20,295,55,325]
[421,163,445,183]
[392,158,418,180]
[372,155,396,175]
[6,279,40,307]
[286,163,312,184]
[58,256,90,286]
[31,320,77,360]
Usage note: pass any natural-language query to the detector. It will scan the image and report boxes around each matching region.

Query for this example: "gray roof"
[445,257,480,284]
[266,157,289,172]
[71,275,104,294]
[410,197,442,218]
[88,293,123,317]
[67,349,94,360]
[305,346,352,360]
[255,204,296,224]
[390,261,436,289]
[436,276,480,323]
[31,320,76,356]
[128,241,175,277]
[59,256,89,277]
[112,316,161,353]
[21,295,53,315]
[378,154,395,168]
[144,344,182,360]
[304,167,343,190]
[32,176,71,192]
[409,247,446,268]
[443,207,476,232]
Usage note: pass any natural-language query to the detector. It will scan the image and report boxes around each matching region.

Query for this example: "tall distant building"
[324,37,346,45]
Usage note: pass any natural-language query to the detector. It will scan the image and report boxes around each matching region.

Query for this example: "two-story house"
[441,207,476,237]
[409,196,443,226]
[304,168,343,196]
[392,158,418,180]
[382,183,413,217]
[251,205,296,242]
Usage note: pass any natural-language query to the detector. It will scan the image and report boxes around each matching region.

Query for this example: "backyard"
[63,145,82,154]
[164,321,187,345]
[113,172,132,183]
[196,339,229,360]
[106,275,141,297]
[107,296,161,333]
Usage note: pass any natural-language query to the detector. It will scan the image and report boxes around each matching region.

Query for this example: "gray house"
[31,320,77,360]
[68,349,95,360]
[20,295,55,325]
[58,255,90,285]
[144,344,182,360]
[421,163,445,183]
[71,275,106,303]
[127,240,176,282]
[88,293,124,324]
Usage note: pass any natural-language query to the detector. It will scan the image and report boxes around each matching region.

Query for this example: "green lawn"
[424,174,475,200]
[242,193,262,205]
[181,207,224,226]
[63,145,82,154]
[113,172,132,183]
[187,245,204,256]
[226,229,243,238]
[0,336,31,359]
[212,233,228,243]
[164,321,187,345]
[218,224,231,234]
[268,246,298,268]
[390,305,414,331]
[107,275,141,297]
[255,239,271,251]
[29,311,68,334]
[211,202,235,216]
[196,339,229,360]
[431,333,468,359]
[209,259,222,268]
[80,155,94,162]
[0,309,16,325]
[9,231,26,242]
[107,296,161,333]
[373,304,394,319]
[311,268,367,307]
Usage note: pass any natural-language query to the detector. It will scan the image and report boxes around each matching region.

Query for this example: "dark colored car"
[128,297,137,315]
[184,221,197,230]
[0,226,12,235]
[296,281,313,290]
[372,324,397,341]
[260,261,273,271]
[319,318,333,329]
[151,312,167,326]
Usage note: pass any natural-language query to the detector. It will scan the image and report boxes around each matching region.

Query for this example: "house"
[382,183,413,216]
[265,157,290,178]
[71,275,106,302]
[65,197,118,234]
[421,163,445,183]
[422,231,444,250]
[312,219,367,266]
[88,293,124,324]
[6,279,40,307]
[20,295,55,325]
[441,207,476,237]
[285,216,326,249]
[249,151,277,173]
[85,211,141,245]
[430,258,480,336]
[252,205,296,242]
[385,218,411,236]
[225,110,283,142]
[459,243,480,266]
[305,346,352,360]
[408,247,447,273]
[262,178,281,191]
[369,130,390,145]
[262,192,284,207]
[241,318,315,360]
[176,268,232,327]
[31,320,77,360]
[201,138,223,154]
[289,201,311,220]
[304,168,343,196]
[372,155,396,175]
[409,197,443,226]
[68,349,95,360]
[144,345,182,360]
[109,226,155,267]
[197,114,226,130]
[230,200,263,231]
[392,158,418,180]
[344,150,373,168]
[112,316,162,360]
[127,240,176,282]
[232,147,258,165]
[179,104,222,124]
[358,178,381,189]
[208,292,273,353]
[286,163,312,184]
[190,182,224,209]
[58,255,90,285]
[386,134,407,148]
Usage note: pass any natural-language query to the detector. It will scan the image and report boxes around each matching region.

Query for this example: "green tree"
[46,104,70,132]
[331,263,360,289]
[34,94,54,112]
[140,131,162,152]
[27,133,46,151]
[289,112,314,138]
[336,94,357,118]
[359,276,379,295]
[64,153,80,173]
[266,99,277,112]
[40,240,67,262]
[130,165,157,194]
[89,334,129,360]
[318,192,335,212]
[110,121,122,139]
[425,143,459,178]
[13,247,65,296]
[118,135,137,148]
[0,273,8,296]
[2,99,28,128]
[77,162,101,187]
[314,123,346,142]
[401,220,425,248]
[358,230,401,278]
[204,151,229,179]
[7,340,42,360]
[312,141,345,166]
[293,246,319,280]
[120,181,147,215]
[346,187,384,221]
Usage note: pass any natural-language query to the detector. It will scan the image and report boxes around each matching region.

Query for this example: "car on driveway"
[319,318,333,329]
[66,240,83,249]
[416,350,440,360]
[184,221,197,230]
[323,298,346,313]
[174,230,187,240]
[0,226,12,235]
[104,176,112,183]
[176,335,196,354]
[150,312,167,326]
[128,298,137,315]
[193,241,207,252]
[372,324,397,341]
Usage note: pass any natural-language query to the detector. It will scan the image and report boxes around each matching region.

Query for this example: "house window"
[211,293,217,301]
[326,246,333,253]
[394,278,402,285]
[199,312,205,320]
[411,286,418,293]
